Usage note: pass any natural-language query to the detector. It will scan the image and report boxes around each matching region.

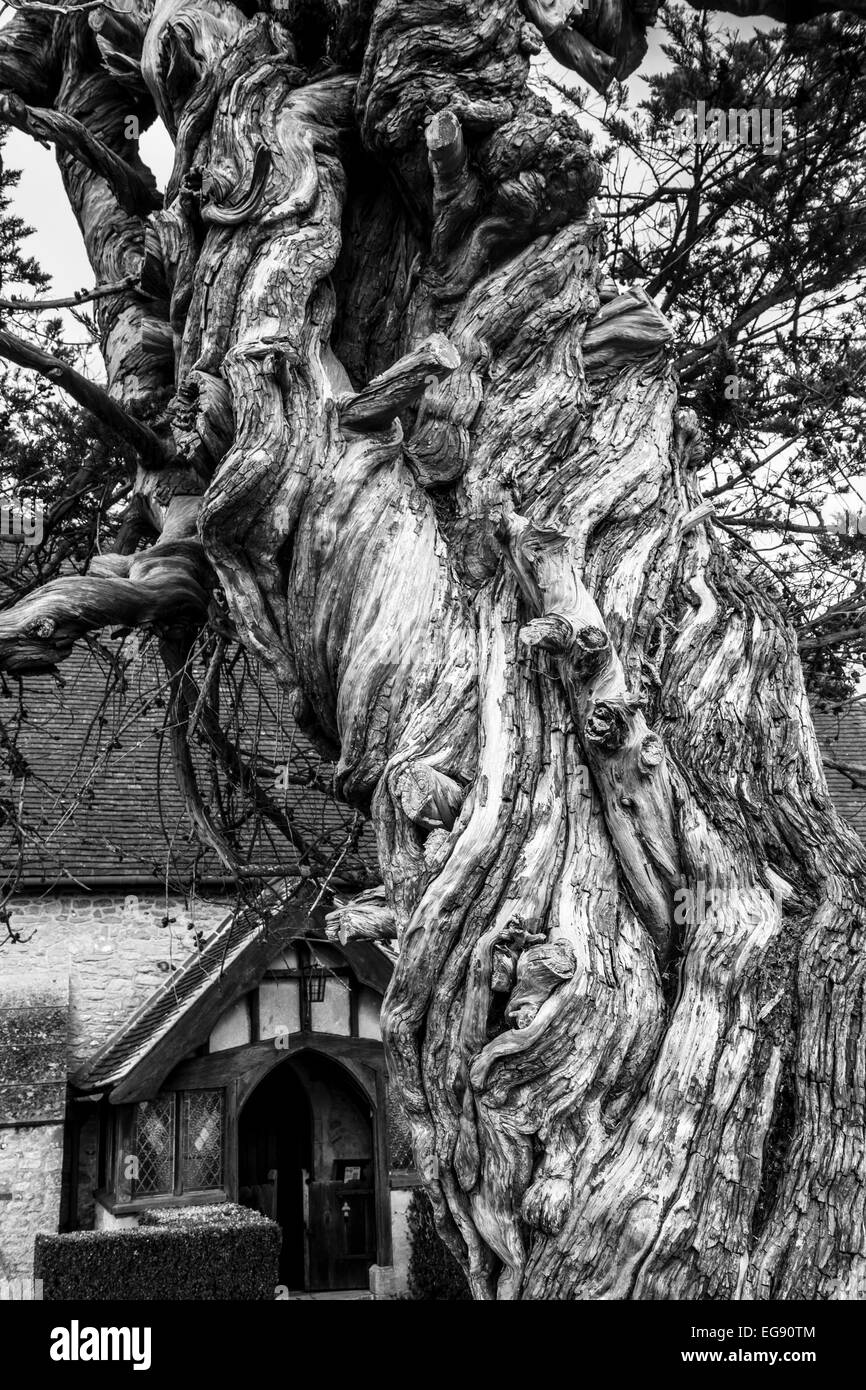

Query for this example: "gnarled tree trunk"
[1,0,865,1300]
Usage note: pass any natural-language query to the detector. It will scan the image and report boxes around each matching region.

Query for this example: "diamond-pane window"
[181,1090,224,1190]
[133,1097,175,1196]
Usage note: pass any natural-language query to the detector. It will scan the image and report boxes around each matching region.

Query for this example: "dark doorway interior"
[238,1062,310,1288]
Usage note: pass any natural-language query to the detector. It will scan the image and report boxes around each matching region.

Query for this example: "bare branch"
[325,887,397,944]
[0,274,139,312]
[0,325,172,468]
[0,92,161,217]
[0,501,208,674]
[823,758,866,787]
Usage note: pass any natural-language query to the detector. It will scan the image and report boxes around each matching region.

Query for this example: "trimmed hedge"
[35,1204,280,1301]
[406,1189,471,1301]
[138,1203,267,1229]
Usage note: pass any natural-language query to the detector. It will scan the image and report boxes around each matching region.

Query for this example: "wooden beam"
[224,1078,239,1203]
[374,1068,394,1268]
[159,1032,385,1096]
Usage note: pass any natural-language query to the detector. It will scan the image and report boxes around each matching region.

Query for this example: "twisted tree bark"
[1,0,865,1299]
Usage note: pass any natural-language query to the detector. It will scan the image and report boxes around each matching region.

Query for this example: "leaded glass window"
[181,1090,224,1190]
[133,1097,175,1196]
[126,1089,224,1200]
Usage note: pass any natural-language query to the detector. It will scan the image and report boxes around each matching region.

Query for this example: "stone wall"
[0,1123,64,1286]
[0,890,231,1286]
[2,892,232,1071]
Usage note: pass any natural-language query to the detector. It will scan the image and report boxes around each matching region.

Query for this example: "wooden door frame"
[228,1042,393,1279]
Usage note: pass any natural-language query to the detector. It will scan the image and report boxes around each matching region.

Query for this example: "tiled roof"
[810,707,866,840]
[72,883,299,1093]
[1,642,377,888]
[3,646,862,888]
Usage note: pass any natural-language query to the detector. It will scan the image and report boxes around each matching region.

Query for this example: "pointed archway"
[238,1051,377,1291]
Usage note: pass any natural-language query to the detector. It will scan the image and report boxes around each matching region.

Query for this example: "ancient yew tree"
[1,0,865,1299]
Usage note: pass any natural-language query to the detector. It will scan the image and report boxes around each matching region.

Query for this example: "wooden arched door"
[238,1053,376,1291]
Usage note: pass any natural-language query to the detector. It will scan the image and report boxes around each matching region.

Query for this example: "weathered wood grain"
[1,0,864,1301]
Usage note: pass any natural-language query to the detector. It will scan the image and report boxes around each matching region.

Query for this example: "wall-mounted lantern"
[303,965,327,1004]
